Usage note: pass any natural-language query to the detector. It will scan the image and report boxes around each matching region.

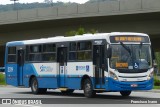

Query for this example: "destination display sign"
[110,36,149,43]
[116,63,128,68]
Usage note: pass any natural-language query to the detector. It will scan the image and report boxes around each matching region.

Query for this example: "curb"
[0,85,7,87]
[147,90,160,93]
[135,89,160,93]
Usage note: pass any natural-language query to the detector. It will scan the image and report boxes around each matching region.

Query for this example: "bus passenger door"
[17,49,24,86]
[57,47,67,87]
[93,45,105,89]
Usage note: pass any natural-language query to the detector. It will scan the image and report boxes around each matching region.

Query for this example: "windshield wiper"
[120,42,131,56]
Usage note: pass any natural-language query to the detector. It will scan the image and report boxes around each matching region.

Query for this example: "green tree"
[44,0,53,4]
[88,28,98,34]
[76,27,86,35]
[44,0,54,6]
[86,0,117,3]
[155,52,160,73]
[66,30,77,37]
[65,27,98,37]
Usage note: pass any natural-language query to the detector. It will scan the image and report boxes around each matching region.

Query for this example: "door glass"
[93,45,105,87]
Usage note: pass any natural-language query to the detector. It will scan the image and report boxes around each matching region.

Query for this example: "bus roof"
[6,32,149,46]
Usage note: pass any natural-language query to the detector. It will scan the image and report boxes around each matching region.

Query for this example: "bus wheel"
[61,89,74,94]
[31,77,47,94]
[83,79,96,98]
[120,91,131,97]
[39,88,47,94]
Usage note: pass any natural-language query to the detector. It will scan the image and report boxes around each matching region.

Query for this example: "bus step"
[59,88,68,91]
[94,88,106,91]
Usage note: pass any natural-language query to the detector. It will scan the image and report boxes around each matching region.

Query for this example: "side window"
[42,44,56,61]
[69,42,76,60]
[8,47,16,63]
[30,45,41,53]
[29,45,42,62]
[25,46,30,61]
[77,41,92,61]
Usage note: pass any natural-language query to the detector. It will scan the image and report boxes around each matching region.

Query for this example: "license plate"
[131,84,138,87]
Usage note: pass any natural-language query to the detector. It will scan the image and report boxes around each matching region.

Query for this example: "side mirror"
[153,60,157,68]
[106,47,112,58]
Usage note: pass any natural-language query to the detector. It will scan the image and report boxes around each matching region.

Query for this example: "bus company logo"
[40,65,53,72]
[8,67,13,72]
[76,65,89,72]
[86,65,89,72]
[76,66,85,71]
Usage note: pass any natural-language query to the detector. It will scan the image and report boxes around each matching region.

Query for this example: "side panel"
[37,77,58,88]
[66,62,93,89]
[5,44,25,87]
[23,62,94,89]
[5,64,18,86]
[66,78,82,89]
[67,62,93,76]
[23,63,58,88]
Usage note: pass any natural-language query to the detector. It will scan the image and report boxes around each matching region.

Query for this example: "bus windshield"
[110,44,152,70]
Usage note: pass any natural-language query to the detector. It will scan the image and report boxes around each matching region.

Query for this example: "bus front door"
[17,49,24,86]
[93,45,105,89]
[57,47,67,87]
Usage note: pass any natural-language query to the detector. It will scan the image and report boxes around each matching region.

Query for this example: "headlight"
[109,71,118,81]
[147,69,154,80]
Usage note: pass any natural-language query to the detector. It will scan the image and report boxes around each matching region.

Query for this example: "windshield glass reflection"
[110,44,152,70]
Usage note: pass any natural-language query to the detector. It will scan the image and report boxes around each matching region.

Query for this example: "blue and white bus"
[5,32,154,97]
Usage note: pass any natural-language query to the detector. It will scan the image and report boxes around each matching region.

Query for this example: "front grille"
[118,76,147,78]
[118,69,147,73]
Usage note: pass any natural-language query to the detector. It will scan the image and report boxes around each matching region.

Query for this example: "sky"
[0,0,89,5]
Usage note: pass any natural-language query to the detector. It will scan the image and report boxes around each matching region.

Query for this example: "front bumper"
[108,77,154,91]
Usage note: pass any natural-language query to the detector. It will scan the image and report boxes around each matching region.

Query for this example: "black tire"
[120,91,131,97]
[83,79,96,98]
[61,89,74,94]
[31,77,47,94]
[39,88,47,94]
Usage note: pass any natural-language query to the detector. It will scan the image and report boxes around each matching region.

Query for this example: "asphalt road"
[0,86,160,107]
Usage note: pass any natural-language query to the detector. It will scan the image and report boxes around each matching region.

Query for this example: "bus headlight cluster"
[147,69,154,80]
[109,71,118,81]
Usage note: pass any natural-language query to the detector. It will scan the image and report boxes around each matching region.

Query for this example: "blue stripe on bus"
[6,41,24,46]
[30,64,38,76]
[5,63,153,91]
